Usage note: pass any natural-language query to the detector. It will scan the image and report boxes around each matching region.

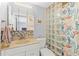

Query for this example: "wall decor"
[46,2,79,56]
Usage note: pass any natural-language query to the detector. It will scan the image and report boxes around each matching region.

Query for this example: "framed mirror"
[16,15,28,31]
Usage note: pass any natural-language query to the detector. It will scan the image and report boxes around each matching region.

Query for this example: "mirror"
[8,3,34,40]
[1,3,34,42]
[16,16,28,31]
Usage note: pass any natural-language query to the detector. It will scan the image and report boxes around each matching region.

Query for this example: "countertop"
[0,38,38,51]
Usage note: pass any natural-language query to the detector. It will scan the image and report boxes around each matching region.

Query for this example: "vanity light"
[0,2,1,6]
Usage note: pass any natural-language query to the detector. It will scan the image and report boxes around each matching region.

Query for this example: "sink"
[1,38,36,49]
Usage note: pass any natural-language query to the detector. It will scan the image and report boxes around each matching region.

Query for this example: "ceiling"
[28,2,53,8]
[13,2,53,8]
[16,2,53,8]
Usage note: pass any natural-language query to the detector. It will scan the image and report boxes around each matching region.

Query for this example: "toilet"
[40,48,55,56]
[37,38,55,56]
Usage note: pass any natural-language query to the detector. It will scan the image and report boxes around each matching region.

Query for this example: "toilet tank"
[37,38,46,48]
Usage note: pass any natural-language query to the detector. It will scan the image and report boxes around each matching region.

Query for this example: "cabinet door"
[4,51,26,56]
[1,44,40,56]
[12,51,26,56]
[1,46,26,56]
[28,47,39,56]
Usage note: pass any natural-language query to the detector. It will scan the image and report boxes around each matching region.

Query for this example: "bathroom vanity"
[0,38,46,56]
[0,3,47,56]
